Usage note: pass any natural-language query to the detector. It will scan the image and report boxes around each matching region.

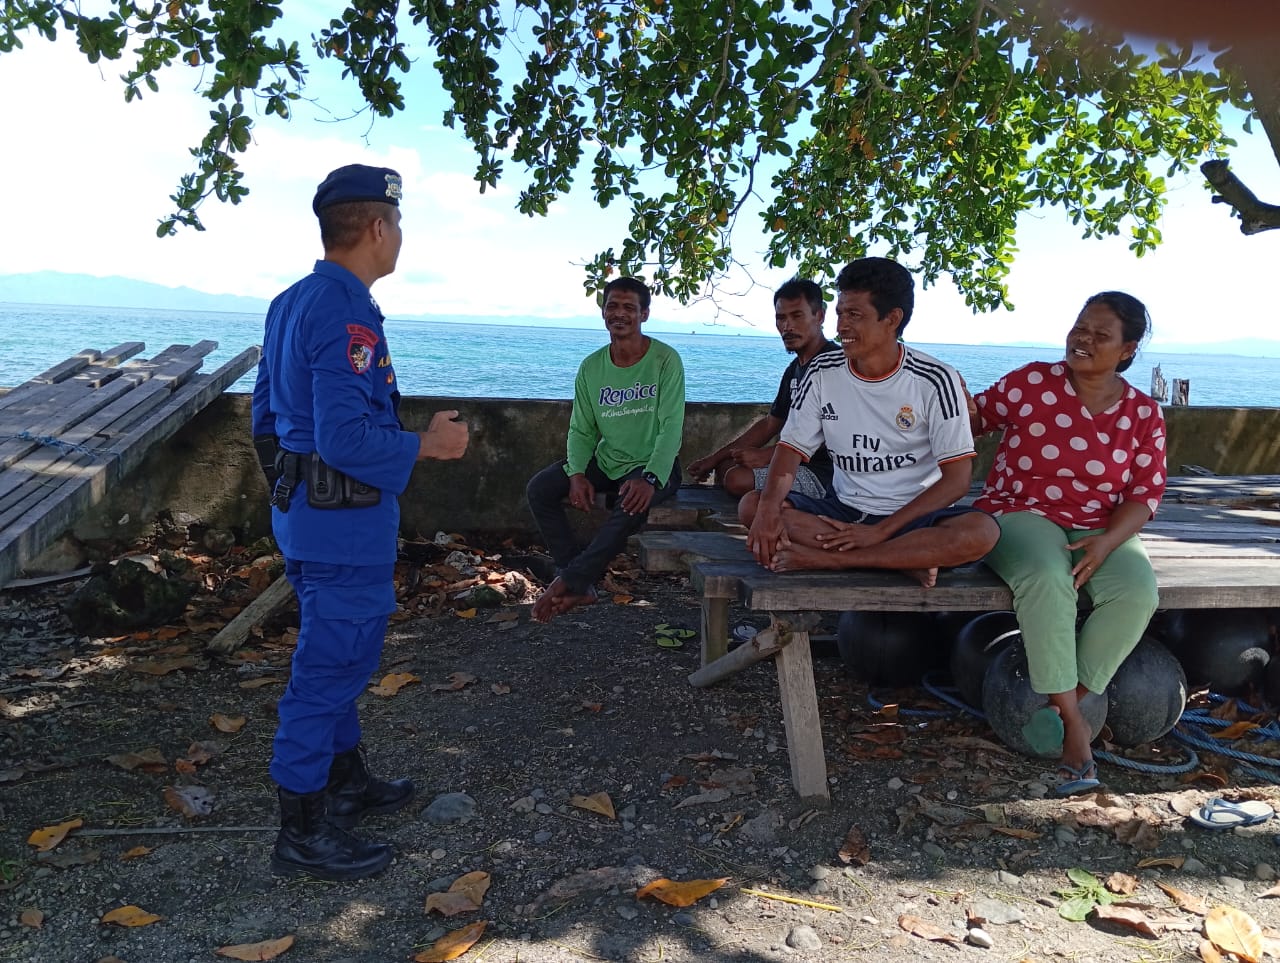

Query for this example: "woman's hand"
[1067,532,1120,588]
[814,515,887,551]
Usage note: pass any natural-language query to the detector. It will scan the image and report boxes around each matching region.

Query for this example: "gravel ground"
[3,525,1280,963]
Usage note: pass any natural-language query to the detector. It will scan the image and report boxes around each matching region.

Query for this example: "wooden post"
[1172,379,1190,406]
[1149,364,1167,402]
[773,619,831,805]
[206,575,295,654]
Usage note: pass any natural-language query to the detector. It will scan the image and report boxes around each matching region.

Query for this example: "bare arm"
[689,415,782,478]
[746,443,803,564]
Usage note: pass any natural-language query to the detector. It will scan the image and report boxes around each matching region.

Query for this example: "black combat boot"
[271,787,394,881]
[326,744,415,829]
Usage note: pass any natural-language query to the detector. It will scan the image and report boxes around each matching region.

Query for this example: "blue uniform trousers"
[270,559,396,793]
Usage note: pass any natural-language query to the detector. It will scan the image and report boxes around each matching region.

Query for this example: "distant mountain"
[0,271,270,315]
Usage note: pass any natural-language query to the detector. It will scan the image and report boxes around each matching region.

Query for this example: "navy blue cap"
[312,164,403,215]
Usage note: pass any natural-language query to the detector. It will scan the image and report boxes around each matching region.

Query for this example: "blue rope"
[1093,746,1200,775]
[9,430,100,457]
[1170,721,1280,770]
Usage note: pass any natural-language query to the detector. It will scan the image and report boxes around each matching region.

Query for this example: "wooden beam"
[206,577,295,654]
[774,622,830,805]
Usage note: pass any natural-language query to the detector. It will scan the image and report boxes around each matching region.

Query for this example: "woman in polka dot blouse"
[972,291,1166,795]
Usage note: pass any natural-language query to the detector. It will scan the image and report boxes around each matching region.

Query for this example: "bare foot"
[770,544,841,571]
[551,585,598,618]
[531,577,569,623]
[902,566,938,588]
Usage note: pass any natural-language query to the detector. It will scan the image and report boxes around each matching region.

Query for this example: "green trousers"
[984,511,1158,695]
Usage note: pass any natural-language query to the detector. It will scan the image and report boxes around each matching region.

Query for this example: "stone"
[967,927,994,949]
[993,870,1022,887]
[616,905,639,921]
[887,777,904,790]
[533,831,553,844]
[1219,876,1247,893]
[970,898,1025,925]
[511,795,537,813]
[1182,857,1209,875]
[1256,863,1277,881]
[422,792,476,825]
[808,864,831,880]
[785,925,822,951]
[672,912,695,927]
[922,842,945,859]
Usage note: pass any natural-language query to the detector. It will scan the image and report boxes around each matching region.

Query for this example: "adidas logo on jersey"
[819,402,838,421]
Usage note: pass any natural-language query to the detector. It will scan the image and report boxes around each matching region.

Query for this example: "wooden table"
[637,476,1280,803]
[0,342,260,588]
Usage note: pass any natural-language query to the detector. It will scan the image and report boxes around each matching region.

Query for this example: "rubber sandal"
[1054,760,1101,797]
[1188,798,1275,830]
[655,624,695,648]
[1021,707,1065,756]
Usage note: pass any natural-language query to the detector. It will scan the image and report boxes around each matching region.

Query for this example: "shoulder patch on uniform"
[346,324,378,375]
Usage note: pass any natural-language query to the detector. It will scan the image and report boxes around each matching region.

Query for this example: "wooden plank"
[0,350,101,409]
[206,577,295,654]
[637,530,748,572]
[0,347,259,587]
[0,376,138,472]
[772,621,830,805]
[701,596,730,667]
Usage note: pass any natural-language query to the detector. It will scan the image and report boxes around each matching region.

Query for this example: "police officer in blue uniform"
[251,164,469,880]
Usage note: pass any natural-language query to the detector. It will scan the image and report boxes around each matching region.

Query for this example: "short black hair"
[1082,291,1151,373]
[319,201,395,251]
[835,257,915,337]
[602,276,651,312]
[773,277,824,315]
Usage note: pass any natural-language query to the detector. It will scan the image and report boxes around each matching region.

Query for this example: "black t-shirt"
[770,340,838,485]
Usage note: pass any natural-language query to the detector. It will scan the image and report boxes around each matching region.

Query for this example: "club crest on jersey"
[895,405,916,430]
[346,324,378,374]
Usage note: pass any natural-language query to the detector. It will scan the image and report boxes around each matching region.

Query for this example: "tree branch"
[1202,158,1280,235]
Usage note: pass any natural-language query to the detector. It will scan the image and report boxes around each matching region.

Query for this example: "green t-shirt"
[565,337,685,484]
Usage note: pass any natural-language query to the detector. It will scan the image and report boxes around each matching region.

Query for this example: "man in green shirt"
[527,277,686,623]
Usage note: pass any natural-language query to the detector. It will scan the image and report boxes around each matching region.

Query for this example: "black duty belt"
[271,451,381,512]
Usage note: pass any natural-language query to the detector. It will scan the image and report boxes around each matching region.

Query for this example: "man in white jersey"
[742,257,999,587]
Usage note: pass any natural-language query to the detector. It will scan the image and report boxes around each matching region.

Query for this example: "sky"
[1,12,1278,349]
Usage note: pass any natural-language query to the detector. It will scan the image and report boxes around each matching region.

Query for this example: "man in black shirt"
[688,278,835,499]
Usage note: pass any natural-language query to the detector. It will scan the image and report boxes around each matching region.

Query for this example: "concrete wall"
[71,395,1280,544]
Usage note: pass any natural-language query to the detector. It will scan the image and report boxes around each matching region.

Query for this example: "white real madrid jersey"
[780,345,976,515]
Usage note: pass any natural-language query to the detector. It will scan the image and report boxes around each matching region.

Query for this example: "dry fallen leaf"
[101,905,163,927]
[570,792,616,819]
[175,759,198,775]
[431,672,477,693]
[127,656,200,676]
[1205,904,1265,963]
[1137,855,1186,870]
[120,846,154,861]
[455,608,478,619]
[105,748,169,773]
[210,713,246,733]
[413,920,487,962]
[837,824,870,866]
[215,935,295,960]
[18,908,42,929]
[164,784,215,819]
[1106,872,1139,895]
[27,818,82,852]
[898,914,960,944]
[636,877,728,907]
[1200,938,1227,963]
[425,871,492,916]
[490,682,511,695]
[369,672,420,697]
[612,594,633,605]
[486,610,518,624]
[1156,881,1207,914]
[1261,883,1280,899]
[1092,904,1158,936]
[1211,721,1261,740]
[239,677,282,689]
[661,775,687,791]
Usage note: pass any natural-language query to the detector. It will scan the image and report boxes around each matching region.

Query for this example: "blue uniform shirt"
[252,260,421,565]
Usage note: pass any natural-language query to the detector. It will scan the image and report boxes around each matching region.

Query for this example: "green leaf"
[1058,894,1096,922]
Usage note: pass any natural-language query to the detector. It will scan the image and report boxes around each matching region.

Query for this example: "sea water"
[2,302,1277,407]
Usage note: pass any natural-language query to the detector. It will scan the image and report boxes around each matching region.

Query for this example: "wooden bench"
[0,342,260,587]
[637,476,1280,804]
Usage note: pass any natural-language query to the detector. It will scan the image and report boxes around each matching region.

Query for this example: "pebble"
[430,849,446,860]
[530,788,546,799]
[992,870,1022,887]
[533,830,553,844]
[1182,838,1197,850]
[535,803,554,815]
[808,864,831,880]
[887,777,904,790]
[672,912,695,927]
[1220,876,1247,893]
[1256,863,1277,881]
[620,804,637,821]
[1026,782,1049,799]
[966,927,994,949]
[616,905,639,921]
[1054,827,1077,846]
[786,925,823,951]
[511,796,536,813]
[1182,857,1209,875]
[922,842,945,859]
[422,792,476,825]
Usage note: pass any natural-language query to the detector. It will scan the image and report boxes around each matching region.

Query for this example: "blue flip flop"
[1055,760,1101,797]
[1021,707,1065,756]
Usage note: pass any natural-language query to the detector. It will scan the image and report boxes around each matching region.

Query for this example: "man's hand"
[731,446,773,469]
[687,455,718,481]
[618,477,655,515]
[747,505,789,567]
[813,515,888,551]
[417,410,469,461]
[568,474,596,512]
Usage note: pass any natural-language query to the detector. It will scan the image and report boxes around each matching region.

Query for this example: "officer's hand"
[418,410,469,461]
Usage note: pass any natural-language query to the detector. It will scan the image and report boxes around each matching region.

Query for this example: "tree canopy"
[3,0,1275,309]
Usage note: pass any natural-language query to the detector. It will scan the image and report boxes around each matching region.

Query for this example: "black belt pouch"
[306,452,381,509]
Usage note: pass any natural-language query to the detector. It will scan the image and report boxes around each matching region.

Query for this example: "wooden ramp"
[0,342,260,587]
